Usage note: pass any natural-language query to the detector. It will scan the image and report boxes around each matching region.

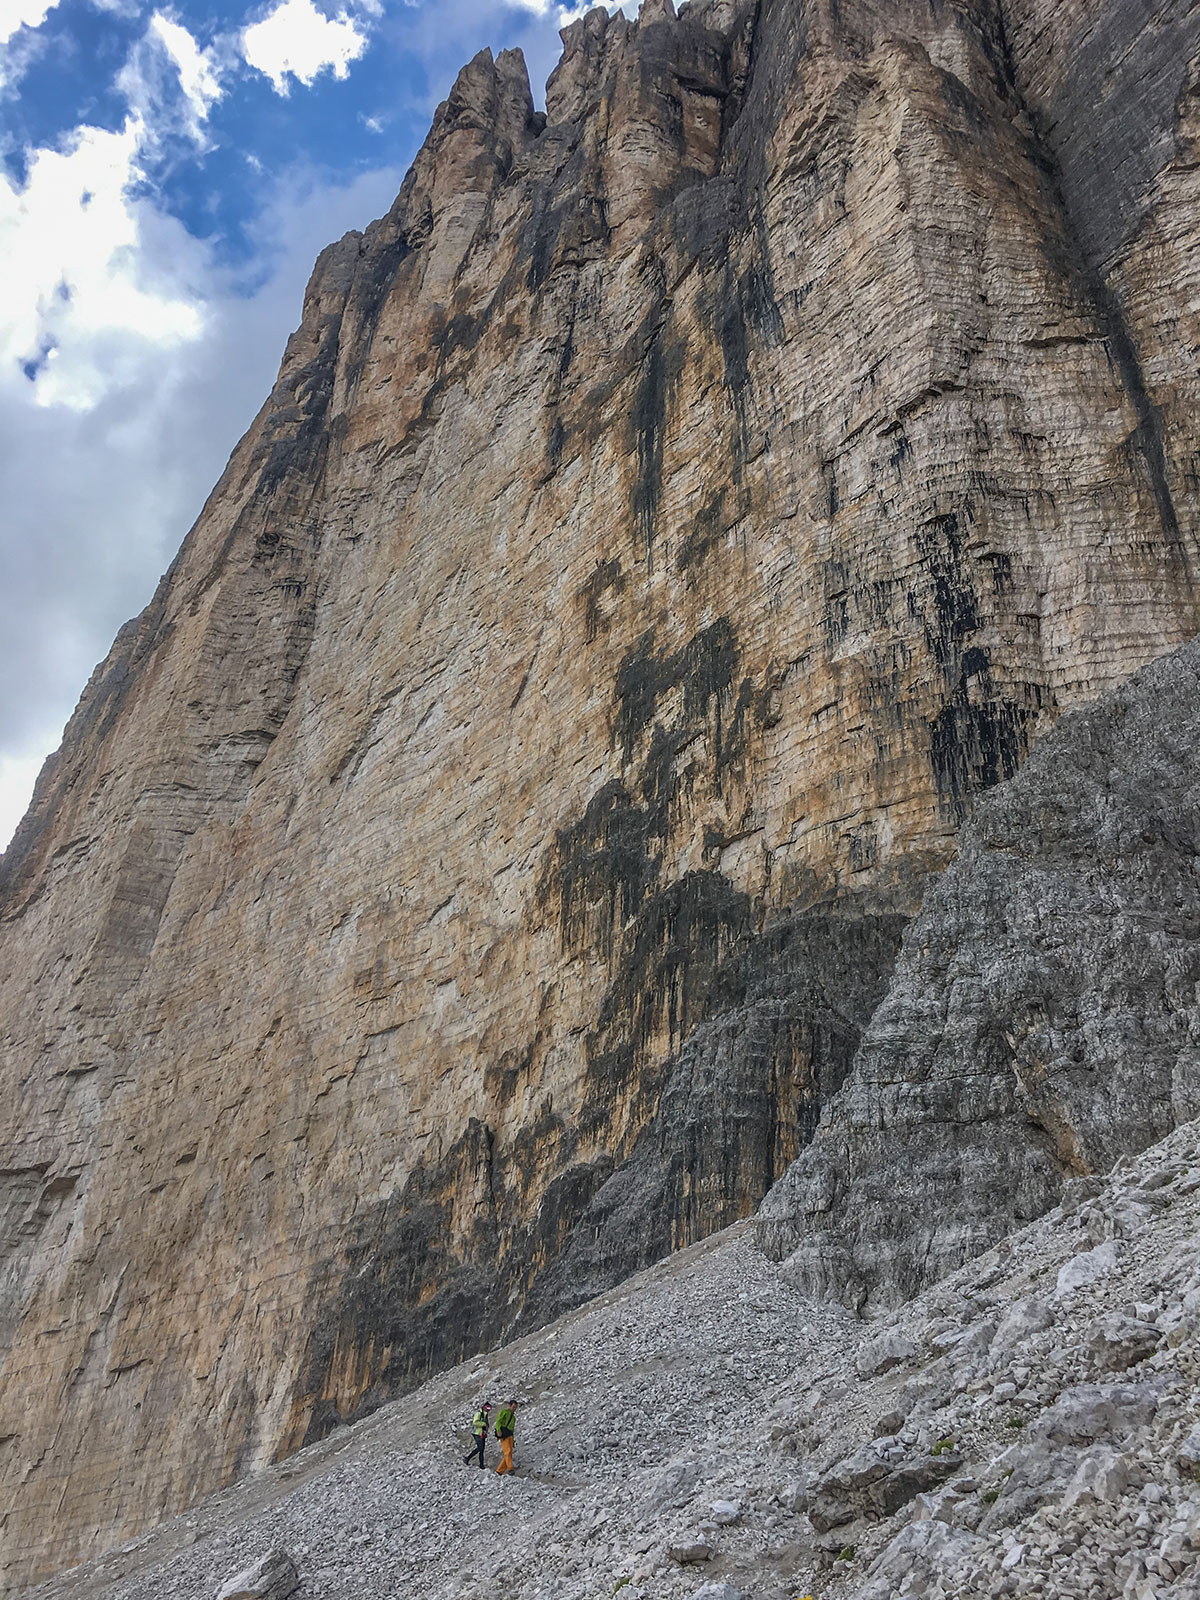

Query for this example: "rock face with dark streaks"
[759,637,1200,1305]
[2,0,1200,1585]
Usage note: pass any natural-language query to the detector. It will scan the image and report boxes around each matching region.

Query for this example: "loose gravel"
[29,1121,1200,1600]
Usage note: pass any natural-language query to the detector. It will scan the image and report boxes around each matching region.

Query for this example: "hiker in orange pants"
[494,1400,518,1474]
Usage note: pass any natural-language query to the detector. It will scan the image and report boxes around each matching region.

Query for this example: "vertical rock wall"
[1,0,1198,1583]
[1002,0,1200,619]
[758,0,1200,1308]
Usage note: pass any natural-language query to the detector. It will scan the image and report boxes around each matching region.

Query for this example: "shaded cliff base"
[30,1118,1200,1600]
[291,892,911,1448]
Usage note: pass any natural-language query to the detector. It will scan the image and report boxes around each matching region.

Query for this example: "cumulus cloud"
[0,117,206,411]
[241,0,370,93]
[1,8,238,416]
[0,0,57,48]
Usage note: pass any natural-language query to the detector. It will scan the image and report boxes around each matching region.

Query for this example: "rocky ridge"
[28,1117,1200,1600]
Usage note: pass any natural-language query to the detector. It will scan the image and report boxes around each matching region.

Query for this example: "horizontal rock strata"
[2,0,1200,1583]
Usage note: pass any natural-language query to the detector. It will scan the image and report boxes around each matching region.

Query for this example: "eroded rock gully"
[2,0,1200,1584]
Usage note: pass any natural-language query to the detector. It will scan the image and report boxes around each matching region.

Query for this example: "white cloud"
[1,11,239,415]
[241,0,370,94]
[115,12,231,150]
[506,0,635,20]
[0,0,57,49]
[0,0,60,88]
[148,13,225,132]
[0,117,205,411]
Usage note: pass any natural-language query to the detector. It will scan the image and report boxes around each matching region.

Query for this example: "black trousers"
[465,1432,487,1467]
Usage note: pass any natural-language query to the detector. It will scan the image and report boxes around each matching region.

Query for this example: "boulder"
[1055,1241,1121,1299]
[707,1500,740,1524]
[1085,1313,1160,1373]
[1029,1382,1161,1448]
[668,1534,715,1565]
[808,1442,963,1532]
[216,1551,300,1600]
[991,1298,1055,1354]
[1178,1426,1200,1473]
[910,1483,974,1526]
[871,1408,909,1435]
[858,1519,979,1600]
[648,1459,702,1510]
[1061,1446,1136,1508]
[856,1328,921,1379]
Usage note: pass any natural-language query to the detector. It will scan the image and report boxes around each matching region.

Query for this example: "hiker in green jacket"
[495,1401,518,1475]
[463,1402,492,1468]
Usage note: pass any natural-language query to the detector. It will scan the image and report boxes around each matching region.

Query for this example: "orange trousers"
[497,1435,515,1474]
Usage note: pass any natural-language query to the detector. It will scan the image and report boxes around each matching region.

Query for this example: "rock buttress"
[758,636,1200,1306]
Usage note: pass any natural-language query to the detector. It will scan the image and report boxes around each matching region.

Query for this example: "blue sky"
[0,0,635,847]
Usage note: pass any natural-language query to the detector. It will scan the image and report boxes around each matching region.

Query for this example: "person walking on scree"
[494,1400,518,1475]
[463,1401,492,1468]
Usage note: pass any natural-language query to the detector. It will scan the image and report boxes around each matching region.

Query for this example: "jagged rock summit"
[3,0,1200,1587]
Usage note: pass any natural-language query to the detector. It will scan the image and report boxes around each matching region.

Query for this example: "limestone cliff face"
[757,0,1200,1307]
[2,0,1198,1584]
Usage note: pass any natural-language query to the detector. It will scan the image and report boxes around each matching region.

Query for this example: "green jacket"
[494,1406,516,1438]
[472,1410,490,1437]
